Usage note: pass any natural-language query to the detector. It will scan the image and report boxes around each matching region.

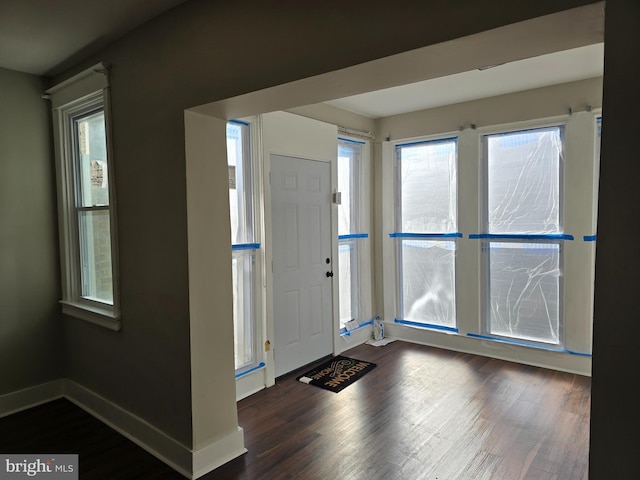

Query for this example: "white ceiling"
[0,0,189,76]
[325,43,604,119]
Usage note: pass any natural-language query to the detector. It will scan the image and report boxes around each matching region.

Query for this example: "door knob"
[326,271,334,278]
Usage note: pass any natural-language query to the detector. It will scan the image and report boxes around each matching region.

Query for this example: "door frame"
[260,111,340,387]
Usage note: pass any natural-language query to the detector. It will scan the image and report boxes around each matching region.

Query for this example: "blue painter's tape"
[390,232,462,239]
[228,119,250,126]
[468,233,574,241]
[565,350,593,357]
[339,319,374,337]
[395,136,458,148]
[232,243,261,251]
[583,235,597,242]
[467,333,592,356]
[339,233,369,240]
[235,362,266,379]
[338,137,366,145]
[394,318,459,333]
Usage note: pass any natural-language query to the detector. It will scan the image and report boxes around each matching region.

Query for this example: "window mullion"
[77,205,110,212]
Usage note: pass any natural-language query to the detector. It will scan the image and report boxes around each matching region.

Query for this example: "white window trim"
[47,63,121,331]
[392,135,459,329]
[381,112,597,374]
[480,121,567,346]
[337,137,361,327]
[228,116,266,382]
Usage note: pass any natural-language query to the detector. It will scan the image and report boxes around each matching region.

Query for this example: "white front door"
[271,154,333,377]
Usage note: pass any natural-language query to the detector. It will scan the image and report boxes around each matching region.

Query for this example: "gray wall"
[0,67,61,394]
[589,1,640,478]
[47,0,637,470]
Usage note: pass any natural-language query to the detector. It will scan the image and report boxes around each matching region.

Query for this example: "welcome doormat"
[297,355,377,393]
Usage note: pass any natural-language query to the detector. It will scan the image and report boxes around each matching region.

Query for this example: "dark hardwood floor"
[0,340,591,479]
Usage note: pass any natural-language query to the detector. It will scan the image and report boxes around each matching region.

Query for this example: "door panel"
[271,154,333,377]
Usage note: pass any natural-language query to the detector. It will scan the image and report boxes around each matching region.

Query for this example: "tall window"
[394,137,458,330]
[483,126,564,345]
[48,63,120,330]
[594,116,602,230]
[226,120,259,373]
[74,108,113,303]
[337,138,364,329]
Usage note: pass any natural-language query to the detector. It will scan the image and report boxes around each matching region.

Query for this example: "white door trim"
[259,111,339,386]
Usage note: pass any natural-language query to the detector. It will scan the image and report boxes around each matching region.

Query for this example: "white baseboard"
[192,427,246,479]
[1,379,247,479]
[0,380,65,419]
[337,325,373,354]
[385,322,592,376]
[63,380,193,478]
[236,367,266,401]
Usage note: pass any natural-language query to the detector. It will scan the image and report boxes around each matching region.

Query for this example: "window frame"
[227,119,262,375]
[393,136,459,330]
[593,114,602,230]
[480,123,566,347]
[48,63,120,330]
[337,137,364,329]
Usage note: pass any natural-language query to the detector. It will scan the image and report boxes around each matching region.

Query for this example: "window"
[337,138,364,330]
[74,108,113,303]
[483,126,564,345]
[47,63,120,330]
[394,137,458,330]
[226,120,259,374]
[594,115,602,230]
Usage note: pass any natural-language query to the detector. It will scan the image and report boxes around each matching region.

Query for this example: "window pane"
[399,240,456,327]
[337,153,352,235]
[75,110,109,207]
[338,141,360,235]
[232,251,255,370]
[79,210,113,304]
[337,139,363,330]
[227,121,257,373]
[227,122,252,244]
[594,116,602,229]
[398,139,457,233]
[487,127,562,234]
[338,240,357,327]
[488,242,560,344]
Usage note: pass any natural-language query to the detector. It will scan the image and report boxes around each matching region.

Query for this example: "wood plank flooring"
[0,340,591,479]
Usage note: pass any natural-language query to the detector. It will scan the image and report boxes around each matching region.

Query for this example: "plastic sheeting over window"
[486,127,563,234]
[395,138,458,329]
[483,126,564,346]
[398,240,456,327]
[397,138,457,233]
[338,240,355,323]
[488,242,561,344]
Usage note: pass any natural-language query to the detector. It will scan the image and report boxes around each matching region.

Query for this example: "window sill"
[60,300,121,331]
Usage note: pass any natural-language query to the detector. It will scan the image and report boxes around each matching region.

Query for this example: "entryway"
[270,154,334,377]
